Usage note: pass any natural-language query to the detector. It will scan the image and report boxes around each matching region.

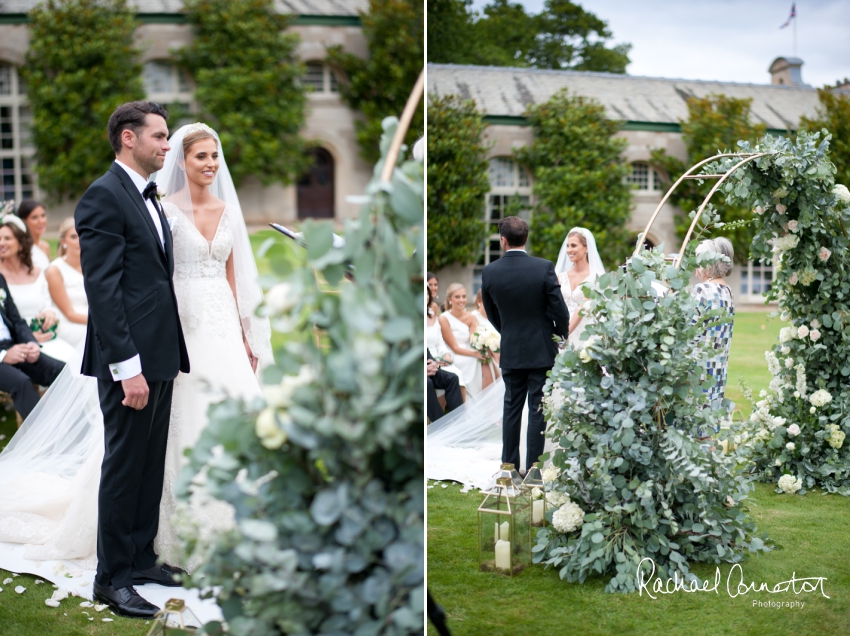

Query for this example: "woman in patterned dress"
[690,238,736,428]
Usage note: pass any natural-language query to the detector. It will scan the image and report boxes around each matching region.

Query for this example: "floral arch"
[535,130,850,592]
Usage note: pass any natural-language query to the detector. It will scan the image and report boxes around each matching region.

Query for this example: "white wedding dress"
[0,205,261,572]
[559,272,592,348]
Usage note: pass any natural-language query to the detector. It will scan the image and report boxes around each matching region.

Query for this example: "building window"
[297,147,335,219]
[0,64,35,203]
[626,161,663,191]
[472,157,532,292]
[740,259,773,297]
[143,61,193,118]
[303,62,339,95]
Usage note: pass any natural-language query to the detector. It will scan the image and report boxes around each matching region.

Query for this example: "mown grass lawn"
[427,311,850,636]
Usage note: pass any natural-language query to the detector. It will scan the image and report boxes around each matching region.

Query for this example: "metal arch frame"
[634,152,773,268]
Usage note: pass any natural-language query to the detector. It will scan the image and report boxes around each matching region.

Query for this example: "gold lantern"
[145,598,201,636]
[484,462,524,492]
[477,478,532,576]
[522,462,547,528]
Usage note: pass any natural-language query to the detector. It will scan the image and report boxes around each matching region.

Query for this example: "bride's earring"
[61,244,67,249]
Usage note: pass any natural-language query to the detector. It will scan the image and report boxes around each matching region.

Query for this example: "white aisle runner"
[0,541,223,625]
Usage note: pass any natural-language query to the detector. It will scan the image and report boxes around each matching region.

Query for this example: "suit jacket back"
[75,163,189,381]
[481,251,569,370]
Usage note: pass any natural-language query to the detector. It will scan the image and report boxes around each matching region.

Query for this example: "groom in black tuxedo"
[481,216,569,472]
[76,101,190,618]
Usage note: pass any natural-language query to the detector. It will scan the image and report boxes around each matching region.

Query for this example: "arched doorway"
[297,147,334,219]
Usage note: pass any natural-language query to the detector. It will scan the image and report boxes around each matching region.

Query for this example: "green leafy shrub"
[176,0,309,188]
[800,88,850,187]
[175,119,423,634]
[534,246,770,593]
[21,0,145,201]
[328,0,424,163]
[426,94,490,270]
[514,89,632,269]
[709,132,850,494]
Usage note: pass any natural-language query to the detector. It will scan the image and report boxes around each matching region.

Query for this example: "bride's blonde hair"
[182,128,217,154]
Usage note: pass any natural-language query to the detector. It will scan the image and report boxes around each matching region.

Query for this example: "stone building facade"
[0,0,372,228]
[428,58,848,305]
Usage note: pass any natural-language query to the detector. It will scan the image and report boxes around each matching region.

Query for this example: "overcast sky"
[467,0,849,87]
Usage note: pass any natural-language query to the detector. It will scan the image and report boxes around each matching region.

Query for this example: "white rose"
[819,247,831,262]
[797,325,809,339]
[787,424,801,436]
[811,319,821,329]
[810,329,821,342]
[773,417,786,428]
[775,459,782,467]
[786,442,795,451]
[264,282,296,315]
[754,205,765,215]
[781,346,790,355]
[785,357,794,368]
[255,408,288,449]
[832,184,850,204]
[810,406,816,414]
[776,203,787,214]
[779,327,795,343]
[787,220,798,232]
[788,272,798,286]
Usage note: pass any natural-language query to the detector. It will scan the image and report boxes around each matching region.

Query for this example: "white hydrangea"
[778,474,802,494]
[551,501,585,534]
[833,184,850,204]
[799,268,817,286]
[797,325,809,339]
[825,424,845,449]
[795,364,807,397]
[779,327,796,343]
[809,389,833,408]
[770,234,800,252]
[546,490,570,508]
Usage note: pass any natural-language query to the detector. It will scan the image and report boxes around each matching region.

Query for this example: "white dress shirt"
[109,160,166,381]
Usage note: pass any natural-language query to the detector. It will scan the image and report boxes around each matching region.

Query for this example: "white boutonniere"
[156,186,166,202]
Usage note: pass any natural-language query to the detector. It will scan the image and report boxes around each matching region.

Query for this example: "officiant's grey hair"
[696,237,734,279]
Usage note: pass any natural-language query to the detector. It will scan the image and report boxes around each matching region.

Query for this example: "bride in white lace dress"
[0,123,272,572]
[554,227,605,348]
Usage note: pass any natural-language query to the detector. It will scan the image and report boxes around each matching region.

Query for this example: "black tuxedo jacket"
[0,274,37,345]
[75,162,189,381]
[481,251,569,370]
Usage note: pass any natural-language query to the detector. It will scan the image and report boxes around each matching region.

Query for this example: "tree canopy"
[800,88,850,187]
[651,95,767,262]
[427,0,630,73]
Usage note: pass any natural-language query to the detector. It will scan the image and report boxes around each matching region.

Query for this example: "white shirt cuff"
[110,355,141,381]
[0,350,7,364]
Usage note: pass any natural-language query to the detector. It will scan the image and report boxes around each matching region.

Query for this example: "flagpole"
[793,10,797,56]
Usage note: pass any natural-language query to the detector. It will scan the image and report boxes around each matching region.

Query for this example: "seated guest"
[0,217,75,362]
[427,354,463,423]
[45,218,88,347]
[16,200,51,271]
[0,272,64,419]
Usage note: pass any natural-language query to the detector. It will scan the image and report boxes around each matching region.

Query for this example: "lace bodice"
[169,208,232,280]
[559,272,589,317]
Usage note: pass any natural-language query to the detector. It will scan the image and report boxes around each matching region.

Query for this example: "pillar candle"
[495,539,511,570]
[500,520,510,541]
[532,499,544,523]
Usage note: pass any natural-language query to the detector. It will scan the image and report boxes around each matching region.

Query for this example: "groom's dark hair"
[107,101,169,154]
[499,216,528,248]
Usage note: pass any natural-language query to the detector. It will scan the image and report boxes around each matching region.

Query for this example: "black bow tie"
[142,182,158,202]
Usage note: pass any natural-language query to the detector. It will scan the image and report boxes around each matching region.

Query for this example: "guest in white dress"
[0,218,75,362]
[16,199,51,271]
[45,218,88,347]
[438,283,486,397]
[554,227,605,348]
[426,285,466,402]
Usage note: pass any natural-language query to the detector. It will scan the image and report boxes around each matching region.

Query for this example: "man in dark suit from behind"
[481,216,569,472]
[0,274,63,418]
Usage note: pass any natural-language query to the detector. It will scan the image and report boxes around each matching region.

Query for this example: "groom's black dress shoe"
[92,582,159,619]
[132,563,186,587]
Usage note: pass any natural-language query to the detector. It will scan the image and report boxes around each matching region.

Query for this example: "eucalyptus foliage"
[175,119,424,634]
[426,94,490,270]
[515,89,632,269]
[176,0,309,188]
[534,247,770,593]
[21,0,145,201]
[707,132,850,495]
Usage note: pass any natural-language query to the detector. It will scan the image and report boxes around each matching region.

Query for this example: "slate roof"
[0,0,367,14]
[428,63,848,130]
